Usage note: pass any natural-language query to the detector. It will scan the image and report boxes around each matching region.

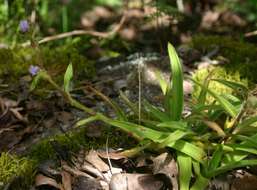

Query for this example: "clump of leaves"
[31,43,257,190]
[193,66,248,104]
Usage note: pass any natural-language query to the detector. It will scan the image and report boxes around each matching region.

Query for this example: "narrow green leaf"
[224,134,257,163]
[212,79,248,98]
[232,144,257,155]
[100,117,206,162]
[232,135,257,148]
[211,159,257,177]
[143,100,170,122]
[206,145,223,176]
[220,94,241,104]
[155,70,168,94]
[234,116,257,134]
[167,43,184,121]
[224,151,247,163]
[120,90,139,116]
[198,71,214,104]
[157,121,189,131]
[90,87,127,120]
[167,140,206,163]
[191,162,209,190]
[30,71,43,91]
[177,153,192,190]
[159,130,190,147]
[100,117,167,141]
[191,78,238,117]
[76,114,101,127]
[64,63,73,92]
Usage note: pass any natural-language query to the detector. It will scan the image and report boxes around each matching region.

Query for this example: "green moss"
[0,45,95,83]
[28,127,135,162]
[191,35,257,83]
[193,66,248,103]
[0,153,35,187]
[0,127,135,189]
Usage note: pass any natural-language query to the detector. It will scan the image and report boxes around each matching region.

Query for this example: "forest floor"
[1,2,257,190]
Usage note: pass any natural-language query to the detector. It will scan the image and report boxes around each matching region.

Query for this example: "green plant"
[31,43,257,190]
[193,66,248,104]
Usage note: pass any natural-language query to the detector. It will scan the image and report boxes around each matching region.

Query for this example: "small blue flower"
[19,20,29,33]
[29,65,40,76]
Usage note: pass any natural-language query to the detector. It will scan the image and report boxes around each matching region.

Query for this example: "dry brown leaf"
[231,171,257,190]
[62,163,93,179]
[61,171,72,190]
[35,174,63,190]
[10,107,27,123]
[81,162,106,180]
[73,176,104,190]
[152,153,178,190]
[98,150,127,161]
[86,150,110,172]
[109,173,164,190]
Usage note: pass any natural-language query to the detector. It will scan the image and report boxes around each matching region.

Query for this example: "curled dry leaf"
[85,150,110,172]
[109,173,164,190]
[61,171,72,190]
[62,163,93,179]
[35,174,63,190]
[151,153,178,190]
[81,162,106,181]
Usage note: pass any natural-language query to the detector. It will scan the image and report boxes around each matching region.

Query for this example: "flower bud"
[19,20,29,33]
[29,65,40,76]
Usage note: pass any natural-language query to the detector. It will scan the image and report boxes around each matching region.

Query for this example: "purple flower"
[29,65,40,76]
[19,20,29,33]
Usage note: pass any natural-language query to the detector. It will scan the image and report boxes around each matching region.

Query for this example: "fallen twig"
[245,30,257,37]
[22,14,127,47]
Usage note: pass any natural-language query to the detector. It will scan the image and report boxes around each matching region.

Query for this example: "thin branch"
[245,30,257,37]
[22,14,127,47]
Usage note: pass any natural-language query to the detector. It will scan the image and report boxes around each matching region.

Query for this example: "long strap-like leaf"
[167,43,184,121]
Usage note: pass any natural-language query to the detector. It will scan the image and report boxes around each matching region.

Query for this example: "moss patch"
[0,45,95,83]
[0,127,135,189]
[193,66,248,103]
[191,35,257,83]
[0,153,35,188]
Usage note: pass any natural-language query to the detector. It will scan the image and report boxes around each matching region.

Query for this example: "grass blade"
[191,78,238,117]
[158,130,190,148]
[99,117,206,162]
[157,121,189,131]
[119,90,139,116]
[197,70,214,104]
[155,70,168,94]
[211,159,257,177]
[89,86,127,120]
[177,153,192,190]
[205,145,223,177]
[212,79,248,98]
[234,115,257,134]
[167,140,206,162]
[143,100,170,122]
[64,63,73,92]
[191,162,209,190]
[167,43,184,121]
